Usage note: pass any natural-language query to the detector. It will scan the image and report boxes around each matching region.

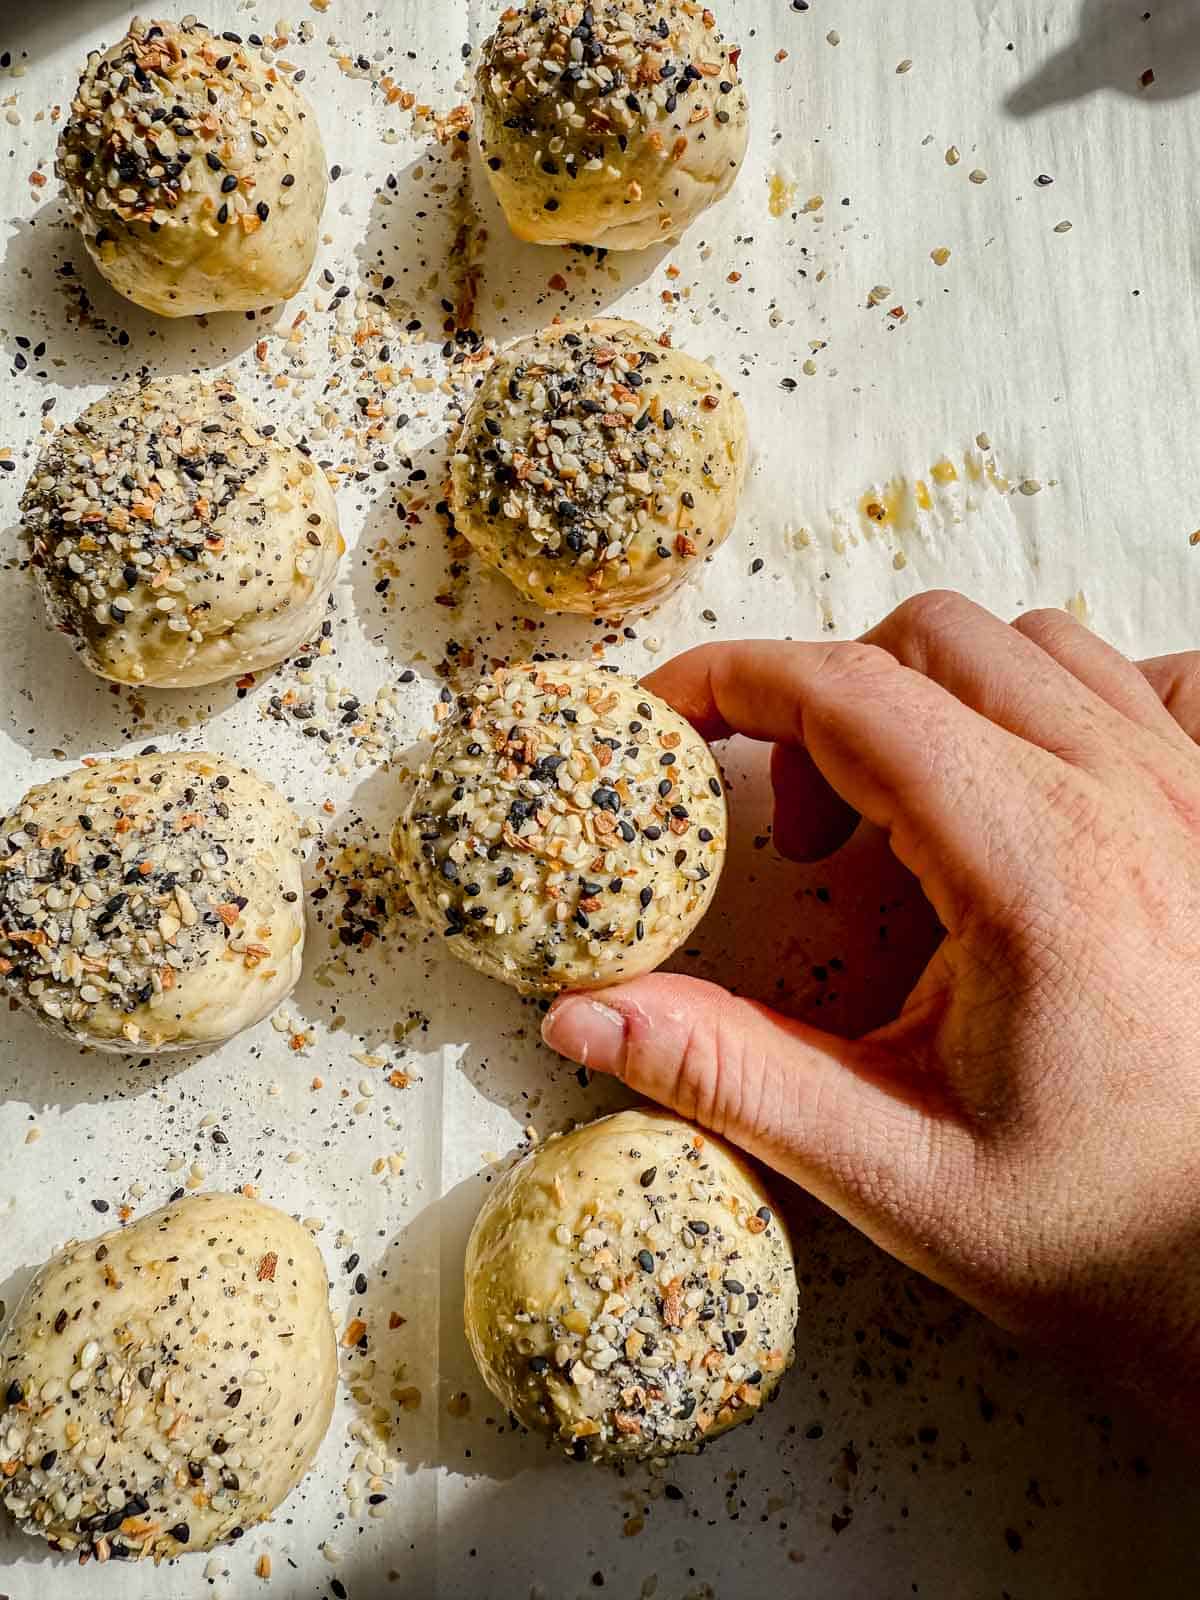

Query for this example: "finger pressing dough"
[57,15,327,317]
[0,1192,336,1559]
[0,752,305,1052]
[21,374,342,688]
[392,660,726,994]
[476,0,749,250]
[465,1107,798,1462]
[450,318,746,615]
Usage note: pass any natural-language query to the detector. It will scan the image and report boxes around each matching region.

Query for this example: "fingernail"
[542,997,629,1074]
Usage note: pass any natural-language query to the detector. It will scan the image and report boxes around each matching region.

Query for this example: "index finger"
[643,640,1058,931]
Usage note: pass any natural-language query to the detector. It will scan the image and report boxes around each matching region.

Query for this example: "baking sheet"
[2,1,1200,1596]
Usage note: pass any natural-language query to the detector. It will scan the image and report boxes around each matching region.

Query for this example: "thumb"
[542,974,953,1259]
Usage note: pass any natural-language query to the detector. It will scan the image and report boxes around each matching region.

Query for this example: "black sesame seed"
[220,173,238,193]
[5,1381,23,1405]
[637,1249,655,1272]
[639,1167,657,1187]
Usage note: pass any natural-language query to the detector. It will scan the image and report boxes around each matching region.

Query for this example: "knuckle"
[890,588,971,638]
[826,640,896,682]
[1013,606,1071,643]
[662,1003,727,1129]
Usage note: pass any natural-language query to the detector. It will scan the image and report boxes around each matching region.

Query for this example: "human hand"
[541,592,1200,1426]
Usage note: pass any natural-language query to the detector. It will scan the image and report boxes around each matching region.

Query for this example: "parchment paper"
[1,2,1199,1597]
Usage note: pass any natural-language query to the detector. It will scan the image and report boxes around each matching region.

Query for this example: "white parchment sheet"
[1,1,1199,1596]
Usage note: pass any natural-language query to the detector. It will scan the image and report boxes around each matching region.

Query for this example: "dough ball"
[0,752,305,1052]
[0,1192,336,1559]
[477,0,749,249]
[57,16,327,317]
[21,374,342,688]
[393,660,726,995]
[465,1107,797,1462]
[450,318,746,616]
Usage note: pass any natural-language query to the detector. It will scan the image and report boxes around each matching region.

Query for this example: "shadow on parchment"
[1007,0,1200,116]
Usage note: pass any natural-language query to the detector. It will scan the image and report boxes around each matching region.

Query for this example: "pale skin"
[542,591,1200,1429]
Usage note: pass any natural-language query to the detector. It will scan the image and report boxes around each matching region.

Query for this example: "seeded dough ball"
[0,1192,336,1559]
[57,16,327,317]
[0,752,304,1052]
[477,0,749,250]
[465,1107,797,1462]
[21,374,342,689]
[451,318,746,616]
[393,660,725,995]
